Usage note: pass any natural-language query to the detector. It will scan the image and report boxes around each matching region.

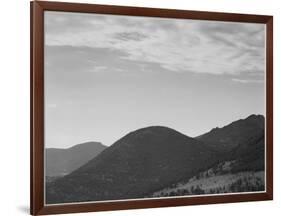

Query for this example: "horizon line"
[45,113,264,149]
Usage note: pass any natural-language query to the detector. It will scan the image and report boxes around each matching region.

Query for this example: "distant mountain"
[46,126,218,204]
[46,142,107,177]
[196,114,264,153]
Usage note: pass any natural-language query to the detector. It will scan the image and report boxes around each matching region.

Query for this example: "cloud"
[45,11,265,79]
[232,78,264,84]
[45,11,107,35]
[113,31,149,42]
[90,66,108,72]
[197,21,265,49]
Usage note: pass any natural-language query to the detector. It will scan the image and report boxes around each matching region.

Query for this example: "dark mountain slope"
[46,142,107,177]
[196,114,264,153]
[46,126,218,204]
[150,119,266,197]
[229,130,265,172]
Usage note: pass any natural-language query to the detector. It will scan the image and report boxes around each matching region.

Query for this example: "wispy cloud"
[45,11,265,79]
[232,78,264,84]
[90,66,108,73]
[113,31,149,42]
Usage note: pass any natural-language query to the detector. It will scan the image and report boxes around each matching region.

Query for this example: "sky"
[44,11,265,148]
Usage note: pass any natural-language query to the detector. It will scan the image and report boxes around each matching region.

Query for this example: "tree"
[194,185,205,195]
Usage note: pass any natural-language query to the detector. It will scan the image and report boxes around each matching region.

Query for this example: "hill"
[46,142,107,177]
[46,126,218,204]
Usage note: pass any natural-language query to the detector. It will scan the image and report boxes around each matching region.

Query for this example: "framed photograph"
[30,1,273,215]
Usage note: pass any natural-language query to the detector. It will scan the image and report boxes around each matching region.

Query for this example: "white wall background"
[0,0,279,215]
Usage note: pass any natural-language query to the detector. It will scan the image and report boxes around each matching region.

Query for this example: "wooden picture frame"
[31,1,273,215]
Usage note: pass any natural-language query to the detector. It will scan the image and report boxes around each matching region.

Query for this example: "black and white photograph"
[44,11,266,205]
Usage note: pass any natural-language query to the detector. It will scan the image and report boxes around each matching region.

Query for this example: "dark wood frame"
[31,1,273,215]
